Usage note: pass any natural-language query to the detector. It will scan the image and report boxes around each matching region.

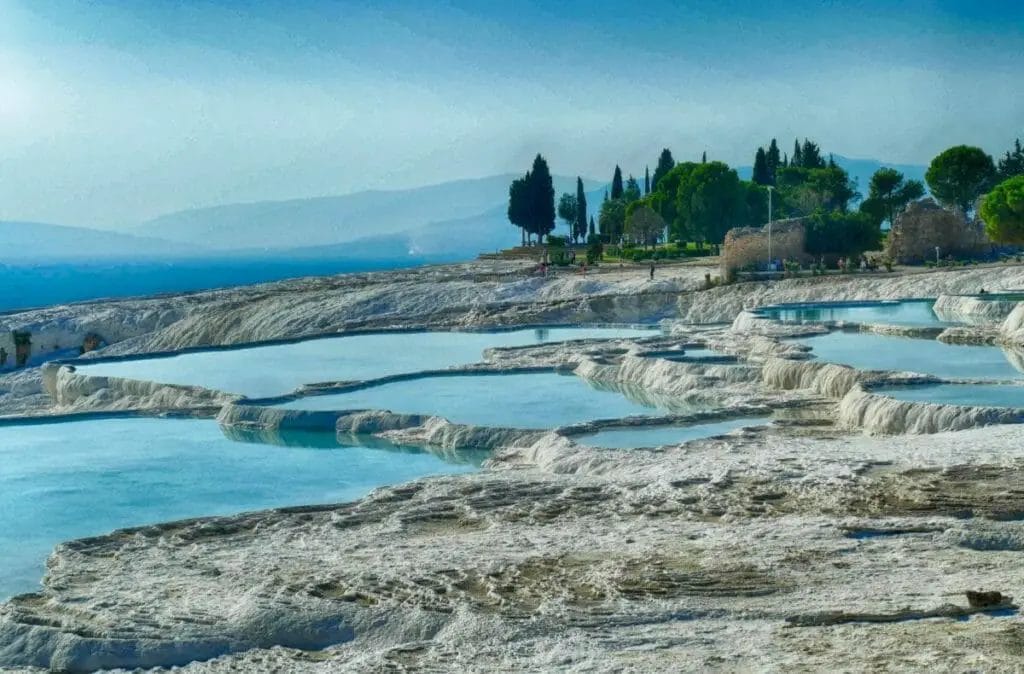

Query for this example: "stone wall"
[885,198,992,264]
[720,218,809,281]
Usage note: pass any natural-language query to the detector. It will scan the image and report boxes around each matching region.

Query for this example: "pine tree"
[575,177,587,243]
[998,138,1024,179]
[644,166,650,195]
[766,138,781,183]
[801,139,825,168]
[611,165,624,200]
[792,139,803,168]
[652,149,675,192]
[752,147,771,185]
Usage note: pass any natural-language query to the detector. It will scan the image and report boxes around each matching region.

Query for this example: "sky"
[0,0,1021,228]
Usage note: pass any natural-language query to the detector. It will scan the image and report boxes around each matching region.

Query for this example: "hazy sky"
[1,0,1021,228]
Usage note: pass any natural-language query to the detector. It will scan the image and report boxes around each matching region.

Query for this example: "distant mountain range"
[0,221,197,262]
[3,157,926,264]
[133,175,601,252]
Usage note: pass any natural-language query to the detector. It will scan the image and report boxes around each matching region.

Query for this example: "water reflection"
[761,300,952,327]
[584,377,712,414]
[220,424,490,466]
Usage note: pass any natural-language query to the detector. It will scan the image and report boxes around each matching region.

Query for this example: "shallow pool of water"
[0,418,475,600]
[577,416,770,449]
[276,372,694,428]
[876,383,1024,408]
[760,300,951,326]
[798,331,1024,380]
[77,327,658,398]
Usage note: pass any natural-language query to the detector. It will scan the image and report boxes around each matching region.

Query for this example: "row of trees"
[508,136,1024,256]
[751,138,836,186]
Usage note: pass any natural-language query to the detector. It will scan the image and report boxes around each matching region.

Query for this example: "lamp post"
[766,186,774,270]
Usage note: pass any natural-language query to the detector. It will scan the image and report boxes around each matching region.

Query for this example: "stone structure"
[720,218,809,281]
[885,198,992,264]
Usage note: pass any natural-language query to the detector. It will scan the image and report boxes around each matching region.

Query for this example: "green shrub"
[805,209,881,258]
[586,235,604,264]
[982,175,1024,244]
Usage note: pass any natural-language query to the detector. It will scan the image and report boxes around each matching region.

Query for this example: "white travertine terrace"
[5,260,1024,671]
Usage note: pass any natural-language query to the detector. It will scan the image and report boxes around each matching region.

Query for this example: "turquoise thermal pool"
[759,300,952,326]
[875,383,1024,409]
[0,418,476,600]
[75,327,659,398]
[797,331,1024,380]
[275,372,694,428]
[576,416,770,449]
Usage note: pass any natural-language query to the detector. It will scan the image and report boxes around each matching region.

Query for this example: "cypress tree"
[611,166,624,200]
[652,149,675,192]
[782,152,789,168]
[644,166,650,195]
[588,215,596,237]
[575,177,587,242]
[624,175,640,202]
[701,151,707,164]
[766,138,781,184]
[792,139,803,168]
[508,175,529,246]
[752,147,771,185]
[828,153,837,169]
[528,154,555,243]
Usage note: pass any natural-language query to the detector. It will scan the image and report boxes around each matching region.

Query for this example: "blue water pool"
[276,372,691,428]
[798,331,1024,380]
[760,300,952,326]
[577,416,770,449]
[876,383,1024,408]
[0,418,475,600]
[77,327,659,398]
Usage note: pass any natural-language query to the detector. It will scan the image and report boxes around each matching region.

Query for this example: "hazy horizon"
[1,0,1021,229]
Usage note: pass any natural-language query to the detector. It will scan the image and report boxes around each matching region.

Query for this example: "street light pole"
[766,186,774,270]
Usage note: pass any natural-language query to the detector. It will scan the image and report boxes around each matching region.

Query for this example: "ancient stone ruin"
[885,198,992,264]
[720,218,809,281]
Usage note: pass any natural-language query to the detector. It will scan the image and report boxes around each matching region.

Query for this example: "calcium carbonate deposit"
[4,260,1024,672]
